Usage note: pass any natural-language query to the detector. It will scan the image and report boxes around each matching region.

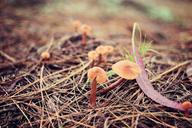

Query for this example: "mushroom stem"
[98,54,103,64]
[82,32,87,47]
[90,60,95,68]
[75,27,78,32]
[90,78,97,107]
[98,78,126,94]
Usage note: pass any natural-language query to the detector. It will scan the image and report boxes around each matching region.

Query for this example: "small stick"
[151,60,191,82]
[0,50,16,62]
[98,78,126,94]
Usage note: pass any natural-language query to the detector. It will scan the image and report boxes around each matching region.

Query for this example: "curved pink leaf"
[132,41,184,111]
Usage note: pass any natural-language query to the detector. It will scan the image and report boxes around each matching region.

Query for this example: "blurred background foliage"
[3,0,192,38]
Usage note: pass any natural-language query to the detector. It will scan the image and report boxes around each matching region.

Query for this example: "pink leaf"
[131,23,184,111]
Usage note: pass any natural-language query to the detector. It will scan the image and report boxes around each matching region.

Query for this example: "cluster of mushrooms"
[40,20,192,114]
[87,50,142,107]
[88,45,114,67]
[87,48,192,115]
[40,20,92,60]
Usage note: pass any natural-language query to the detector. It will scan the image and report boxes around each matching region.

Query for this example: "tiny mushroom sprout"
[181,101,192,116]
[87,67,108,107]
[112,60,141,80]
[88,50,99,67]
[72,20,82,32]
[80,24,92,47]
[41,51,50,60]
[182,101,192,110]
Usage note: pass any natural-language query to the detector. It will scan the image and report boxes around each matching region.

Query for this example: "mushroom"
[88,50,99,67]
[112,60,141,80]
[95,45,114,64]
[98,60,141,94]
[80,24,92,47]
[104,45,114,54]
[72,20,82,32]
[41,51,50,60]
[87,67,108,107]
[95,45,107,64]
[181,101,192,117]
[182,101,192,110]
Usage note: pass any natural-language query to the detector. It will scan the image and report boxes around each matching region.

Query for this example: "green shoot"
[122,48,135,62]
[139,41,152,56]
[121,41,152,62]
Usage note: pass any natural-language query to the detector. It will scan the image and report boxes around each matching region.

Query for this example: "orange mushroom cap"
[41,51,50,60]
[87,67,108,84]
[72,20,81,29]
[181,101,192,110]
[96,45,114,55]
[104,45,114,54]
[112,60,141,80]
[95,45,107,55]
[88,50,99,61]
[80,24,92,35]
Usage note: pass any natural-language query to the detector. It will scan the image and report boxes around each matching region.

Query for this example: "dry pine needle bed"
[0,9,192,128]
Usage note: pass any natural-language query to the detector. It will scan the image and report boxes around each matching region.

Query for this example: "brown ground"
[0,0,192,127]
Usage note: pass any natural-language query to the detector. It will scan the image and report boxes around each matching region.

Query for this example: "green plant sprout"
[121,48,135,62]
[122,41,152,62]
[138,41,152,56]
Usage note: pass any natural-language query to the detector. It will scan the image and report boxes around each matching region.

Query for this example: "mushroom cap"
[104,45,114,54]
[95,45,107,55]
[41,51,50,60]
[72,20,81,28]
[88,50,99,61]
[87,67,108,84]
[80,24,92,35]
[112,60,141,80]
[181,101,192,110]
[96,45,114,55]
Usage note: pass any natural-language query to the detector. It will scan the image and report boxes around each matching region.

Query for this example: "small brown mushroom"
[98,60,141,94]
[95,45,114,64]
[104,45,114,54]
[95,45,107,64]
[41,51,50,60]
[72,20,82,32]
[88,50,99,67]
[112,60,141,80]
[181,101,192,117]
[87,67,108,107]
[182,101,192,110]
[80,24,92,47]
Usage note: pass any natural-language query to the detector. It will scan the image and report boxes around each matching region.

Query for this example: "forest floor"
[0,0,192,127]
